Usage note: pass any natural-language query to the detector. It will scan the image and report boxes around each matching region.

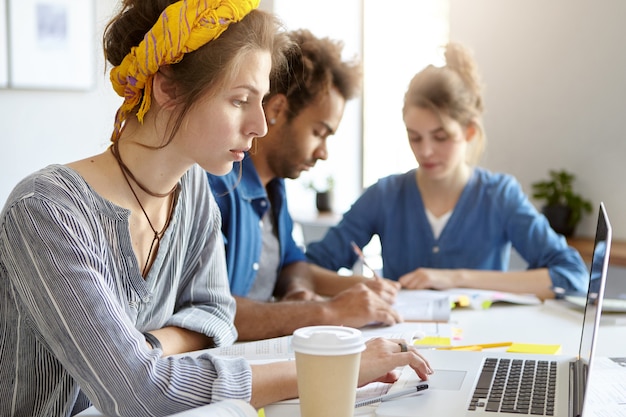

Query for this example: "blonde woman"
[307,43,588,300]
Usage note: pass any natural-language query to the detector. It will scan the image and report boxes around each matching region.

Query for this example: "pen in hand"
[354,383,429,408]
[351,241,382,280]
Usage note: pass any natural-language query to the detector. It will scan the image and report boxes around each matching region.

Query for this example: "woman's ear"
[464,121,478,142]
[152,67,178,109]
[264,94,288,125]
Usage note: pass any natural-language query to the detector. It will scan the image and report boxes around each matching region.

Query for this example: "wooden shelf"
[567,236,626,267]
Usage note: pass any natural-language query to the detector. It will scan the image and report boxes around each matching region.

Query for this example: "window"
[271,0,449,218]
[362,0,449,187]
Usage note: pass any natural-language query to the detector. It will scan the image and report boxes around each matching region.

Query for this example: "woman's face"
[176,50,272,176]
[404,105,471,181]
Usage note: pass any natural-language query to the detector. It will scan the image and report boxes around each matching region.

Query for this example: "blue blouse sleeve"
[306,182,384,271]
[498,175,589,293]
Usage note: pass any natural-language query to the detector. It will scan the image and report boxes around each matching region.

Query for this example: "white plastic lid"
[291,326,365,356]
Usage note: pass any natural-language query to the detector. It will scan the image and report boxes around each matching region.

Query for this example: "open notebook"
[376,202,612,417]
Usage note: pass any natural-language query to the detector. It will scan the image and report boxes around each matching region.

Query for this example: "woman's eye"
[434,134,449,142]
[233,98,248,107]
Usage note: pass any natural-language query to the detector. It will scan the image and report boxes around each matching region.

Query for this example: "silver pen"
[350,241,382,279]
[354,383,429,408]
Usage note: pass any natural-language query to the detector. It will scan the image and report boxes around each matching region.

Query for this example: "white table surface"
[78,300,626,416]
[262,301,626,417]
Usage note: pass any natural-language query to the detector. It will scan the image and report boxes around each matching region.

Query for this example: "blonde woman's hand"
[398,268,461,290]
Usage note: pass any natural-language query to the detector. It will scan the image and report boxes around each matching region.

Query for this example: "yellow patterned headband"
[109,0,260,141]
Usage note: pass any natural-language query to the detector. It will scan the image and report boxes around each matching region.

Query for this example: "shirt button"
[253,262,259,271]
[432,246,440,253]
[260,200,267,207]
[259,220,263,228]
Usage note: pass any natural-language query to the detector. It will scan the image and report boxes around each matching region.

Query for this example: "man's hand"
[324,283,403,328]
[362,276,401,304]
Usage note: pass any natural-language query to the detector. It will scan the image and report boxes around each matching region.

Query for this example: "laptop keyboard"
[468,358,557,415]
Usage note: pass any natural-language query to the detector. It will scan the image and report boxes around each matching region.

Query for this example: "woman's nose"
[418,140,434,157]
[250,107,268,138]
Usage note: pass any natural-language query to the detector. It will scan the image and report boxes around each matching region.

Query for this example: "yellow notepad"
[413,336,451,347]
[506,343,562,355]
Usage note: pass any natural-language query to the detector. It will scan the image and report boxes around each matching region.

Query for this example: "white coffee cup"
[292,326,365,417]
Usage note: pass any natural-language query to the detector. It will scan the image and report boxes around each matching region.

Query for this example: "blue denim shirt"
[306,168,589,294]
[207,155,306,297]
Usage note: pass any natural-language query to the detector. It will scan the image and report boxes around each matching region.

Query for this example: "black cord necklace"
[110,142,179,277]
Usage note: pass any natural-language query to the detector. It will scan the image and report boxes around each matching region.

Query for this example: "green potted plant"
[531,169,593,237]
[304,175,335,213]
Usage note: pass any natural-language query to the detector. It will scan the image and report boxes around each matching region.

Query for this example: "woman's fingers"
[359,338,434,386]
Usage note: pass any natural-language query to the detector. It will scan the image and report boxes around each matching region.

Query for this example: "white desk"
[77,301,626,417]
[436,300,625,357]
[263,301,626,417]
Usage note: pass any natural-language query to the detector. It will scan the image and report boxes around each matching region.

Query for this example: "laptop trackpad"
[375,369,469,416]
[428,369,466,391]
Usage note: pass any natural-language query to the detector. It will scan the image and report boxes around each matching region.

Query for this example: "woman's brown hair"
[104,1,292,146]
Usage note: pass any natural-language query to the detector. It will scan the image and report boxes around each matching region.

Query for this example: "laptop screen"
[576,203,612,416]
[578,202,611,362]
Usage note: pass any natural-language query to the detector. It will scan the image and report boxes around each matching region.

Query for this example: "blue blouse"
[306,168,589,294]
[207,155,306,297]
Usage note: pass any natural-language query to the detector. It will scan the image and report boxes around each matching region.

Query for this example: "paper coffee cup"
[292,326,365,417]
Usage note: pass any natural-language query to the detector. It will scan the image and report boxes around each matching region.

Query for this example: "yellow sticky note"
[258,408,265,417]
[413,336,451,347]
[456,295,471,307]
[450,345,483,351]
[506,343,562,355]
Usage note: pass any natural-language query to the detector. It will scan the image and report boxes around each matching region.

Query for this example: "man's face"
[266,87,346,179]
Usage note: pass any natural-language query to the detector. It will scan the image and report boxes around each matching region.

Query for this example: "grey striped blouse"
[0,164,252,417]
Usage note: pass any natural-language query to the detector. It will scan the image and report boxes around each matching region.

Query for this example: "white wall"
[449,0,626,239]
[0,0,120,205]
[270,0,363,218]
[2,0,625,242]
[0,0,362,220]
[362,1,449,187]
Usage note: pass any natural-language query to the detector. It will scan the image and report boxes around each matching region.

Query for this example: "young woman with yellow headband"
[0,0,432,415]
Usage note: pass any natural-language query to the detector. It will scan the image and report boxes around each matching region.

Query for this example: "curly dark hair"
[268,29,362,120]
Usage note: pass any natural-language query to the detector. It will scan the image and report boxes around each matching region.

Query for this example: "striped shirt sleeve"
[0,165,252,417]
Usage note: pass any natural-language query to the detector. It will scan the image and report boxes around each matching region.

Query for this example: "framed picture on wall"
[0,0,8,88]
[7,0,95,90]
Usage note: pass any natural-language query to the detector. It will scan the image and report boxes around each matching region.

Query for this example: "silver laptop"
[564,252,626,313]
[376,202,612,417]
